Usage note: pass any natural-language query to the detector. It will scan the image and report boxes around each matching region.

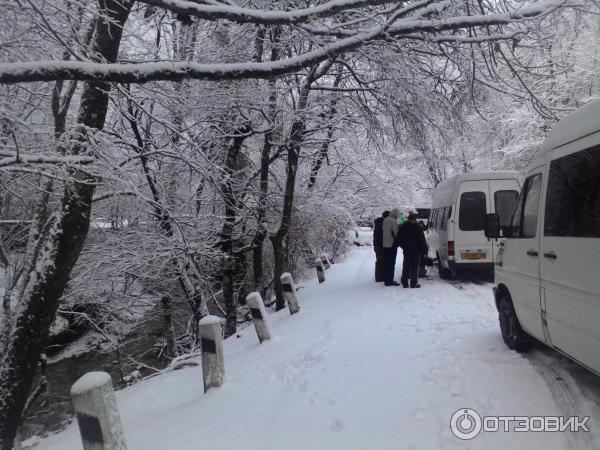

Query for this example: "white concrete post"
[320,253,332,269]
[280,272,300,315]
[71,371,127,450]
[199,315,226,393]
[314,258,326,283]
[246,292,273,343]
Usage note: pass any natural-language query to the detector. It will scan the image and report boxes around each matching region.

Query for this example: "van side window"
[512,174,542,238]
[495,190,519,227]
[441,206,451,231]
[544,145,600,237]
[459,192,486,231]
[440,207,446,230]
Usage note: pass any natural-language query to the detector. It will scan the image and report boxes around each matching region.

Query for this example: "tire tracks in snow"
[442,271,599,448]
[527,355,595,450]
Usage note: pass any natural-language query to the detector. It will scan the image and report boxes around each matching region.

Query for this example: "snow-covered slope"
[35,246,599,450]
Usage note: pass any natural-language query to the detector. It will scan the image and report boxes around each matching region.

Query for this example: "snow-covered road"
[35,242,600,450]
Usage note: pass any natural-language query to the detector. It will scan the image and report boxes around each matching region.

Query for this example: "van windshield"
[459,191,486,231]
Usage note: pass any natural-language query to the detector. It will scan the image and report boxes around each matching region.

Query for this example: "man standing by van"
[373,211,389,282]
[382,208,400,286]
[400,212,428,288]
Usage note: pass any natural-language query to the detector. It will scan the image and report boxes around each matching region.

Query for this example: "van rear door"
[455,180,492,265]
[541,143,600,374]
[489,179,521,261]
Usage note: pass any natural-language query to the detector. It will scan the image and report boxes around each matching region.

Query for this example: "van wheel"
[497,294,531,352]
[449,266,460,279]
[437,253,452,279]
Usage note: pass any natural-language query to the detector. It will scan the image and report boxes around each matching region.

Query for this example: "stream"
[21,295,192,441]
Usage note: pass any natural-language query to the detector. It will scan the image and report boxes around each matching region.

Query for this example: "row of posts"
[70,253,333,449]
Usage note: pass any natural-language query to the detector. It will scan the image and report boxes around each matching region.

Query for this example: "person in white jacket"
[382,208,400,286]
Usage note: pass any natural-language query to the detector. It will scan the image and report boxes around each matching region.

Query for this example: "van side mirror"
[484,213,501,239]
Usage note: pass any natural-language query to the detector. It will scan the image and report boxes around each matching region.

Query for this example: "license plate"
[462,252,486,260]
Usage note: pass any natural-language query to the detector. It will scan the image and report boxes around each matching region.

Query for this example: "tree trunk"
[252,27,280,297]
[270,61,333,310]
[270,69,338,307]
[0,2,132,448]
[161,296,179,358]
[252,86,275,296]
[195,178,205,216]
[307,68,343,189]
[271,119,304,310]
[219,125,250,338]
[271,233,286,310]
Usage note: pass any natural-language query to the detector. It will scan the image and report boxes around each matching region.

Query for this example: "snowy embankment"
[35,242,599,449]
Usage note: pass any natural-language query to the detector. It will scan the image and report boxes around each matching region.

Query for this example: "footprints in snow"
[329,418,344,433]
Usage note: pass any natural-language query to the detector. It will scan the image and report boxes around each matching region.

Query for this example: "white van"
[485,101,600,375]
[428,171,523,278]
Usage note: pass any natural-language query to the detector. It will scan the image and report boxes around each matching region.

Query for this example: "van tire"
[437,253,452,279]
[497,294,531,353]
[449,266,460,279]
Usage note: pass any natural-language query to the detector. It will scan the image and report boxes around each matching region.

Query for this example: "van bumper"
[449,261,494,271]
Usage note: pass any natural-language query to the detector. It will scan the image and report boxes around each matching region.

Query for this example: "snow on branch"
[302,0,568,37]
[0,0,571,84]
[386,0,568,37]
[0,154,96,167]
[92,191,138,202]
[140,0,401,25]
[404,30,529,43]
[0,24,383,84]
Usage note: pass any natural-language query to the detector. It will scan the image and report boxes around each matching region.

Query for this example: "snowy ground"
[34,235,600,449]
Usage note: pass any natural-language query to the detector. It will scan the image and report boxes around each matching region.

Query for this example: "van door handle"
[526,249,539,257]
[543,251,557,260]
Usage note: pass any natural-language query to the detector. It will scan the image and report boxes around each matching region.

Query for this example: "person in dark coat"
[373,211,389,282]
[399,212,428,288]
[418,221,428,277]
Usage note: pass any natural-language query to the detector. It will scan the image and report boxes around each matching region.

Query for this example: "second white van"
[428,171,523,278]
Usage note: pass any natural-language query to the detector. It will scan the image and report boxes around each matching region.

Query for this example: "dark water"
[22,296,192,440]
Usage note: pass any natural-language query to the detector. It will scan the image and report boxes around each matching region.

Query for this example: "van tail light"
[448,241,455,257]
